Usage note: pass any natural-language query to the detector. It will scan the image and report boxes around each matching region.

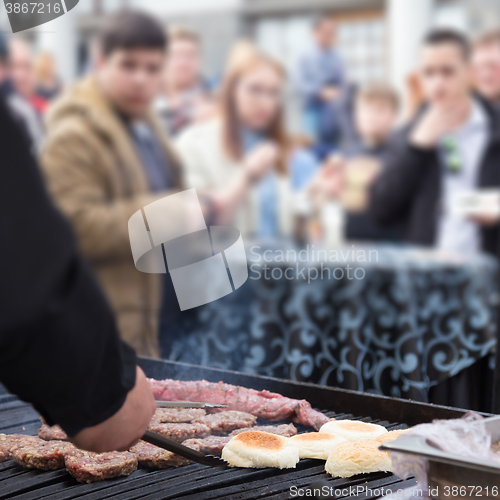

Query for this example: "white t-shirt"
[436,99,489,255]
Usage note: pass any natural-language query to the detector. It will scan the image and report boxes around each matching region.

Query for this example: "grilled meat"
[12,439,74,470]
[183,436,231,456]
[0,434,40,462]
[130,440,200,468]
[38,423,68,441]
[148,379,329,430]
[193,411,257,434]
[148,422,211,442]
[65,450,137,483]
[151,408,206,424]
[229,423,297,438]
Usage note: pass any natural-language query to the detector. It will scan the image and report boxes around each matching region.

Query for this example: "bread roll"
[325,440,393,478]
[222,431,299,469]
[289,432,347,460]
[319,420,387,441]
[375,428,410,444]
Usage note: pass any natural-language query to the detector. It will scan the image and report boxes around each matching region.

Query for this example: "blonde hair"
[356,82,400,111]
[225,40,257,73]
[219,43,288,174]
[169,26,200,45]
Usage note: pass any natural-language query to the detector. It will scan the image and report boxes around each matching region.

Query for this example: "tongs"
[155,401,227,409]
[142,430,229,469]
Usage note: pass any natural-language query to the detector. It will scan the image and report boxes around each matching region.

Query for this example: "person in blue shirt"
[295,15,346,157]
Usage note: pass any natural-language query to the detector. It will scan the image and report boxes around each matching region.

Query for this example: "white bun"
[222,431,299,469]
[375,429,410,444]
[289,432,347,460]
[319,420,388,442]
[325,440,393,478]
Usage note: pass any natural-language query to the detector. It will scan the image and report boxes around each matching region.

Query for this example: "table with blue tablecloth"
[160,244,499,411]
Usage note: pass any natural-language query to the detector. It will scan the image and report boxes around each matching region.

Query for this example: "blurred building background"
[1,0,499,127]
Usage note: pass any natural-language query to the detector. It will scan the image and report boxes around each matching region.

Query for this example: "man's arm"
[370,128,437,226]
[371,102,472,226]
[0,97,155,450]
[71,366,156,452]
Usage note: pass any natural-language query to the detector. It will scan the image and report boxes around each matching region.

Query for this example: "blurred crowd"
[2,10,500,357]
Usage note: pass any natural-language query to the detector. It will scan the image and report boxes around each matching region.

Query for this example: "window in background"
[335,10,387,84]
[433,3,468,32]
[254,15,314,133]
[254,15,313,76]
[254,9,388,86]
[253,9,387,132]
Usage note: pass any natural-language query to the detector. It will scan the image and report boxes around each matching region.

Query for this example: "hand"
[243,142,279,184]
[319,86,340,102]
[409,101,470,149]
[468,213,500,227]
[309,155,345,199]
[70,367,156,453]
[209,142,280,224]
[192,98,217,124]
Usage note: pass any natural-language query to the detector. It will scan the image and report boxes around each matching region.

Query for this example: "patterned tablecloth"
[160,244,499,403]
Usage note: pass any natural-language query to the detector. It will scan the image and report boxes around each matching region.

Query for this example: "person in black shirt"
[371,29,500,257]
[0,95,155,452]
[472,30,500,106]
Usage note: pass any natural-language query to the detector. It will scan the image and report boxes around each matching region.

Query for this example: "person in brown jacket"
[42,11,183,357]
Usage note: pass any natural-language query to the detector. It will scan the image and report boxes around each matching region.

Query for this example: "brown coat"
[41,76,183,357]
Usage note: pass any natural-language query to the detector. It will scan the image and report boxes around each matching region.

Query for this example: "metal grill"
[0,358,476,500]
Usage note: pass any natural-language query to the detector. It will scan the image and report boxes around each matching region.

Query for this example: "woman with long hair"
[176,44,335,239]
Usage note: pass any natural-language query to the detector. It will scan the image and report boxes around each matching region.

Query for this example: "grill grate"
[0,393,416,500]
[4,354,472,500]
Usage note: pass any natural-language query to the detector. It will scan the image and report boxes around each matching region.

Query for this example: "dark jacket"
[344,142,403,243]
[0,96,136,437]
[370,99,500,257]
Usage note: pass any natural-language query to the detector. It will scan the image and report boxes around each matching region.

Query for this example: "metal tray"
[380,416,500,499]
